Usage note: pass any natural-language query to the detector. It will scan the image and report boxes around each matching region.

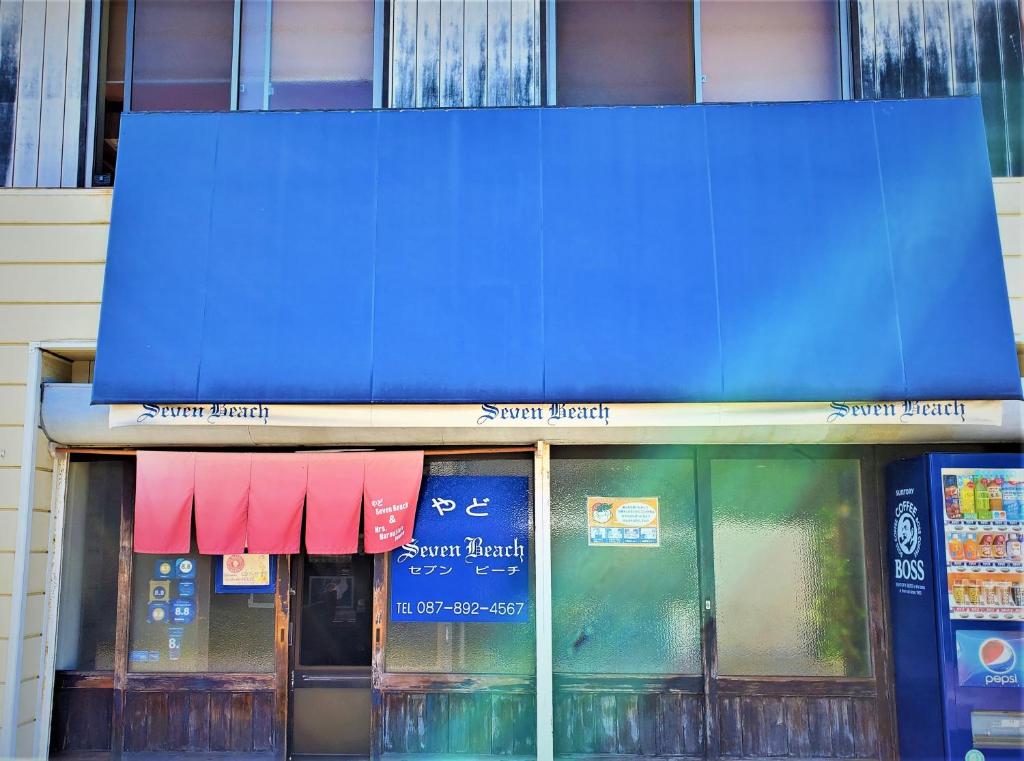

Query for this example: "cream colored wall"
[0,180,1020,756]
[0,189,108,756]
[995,179,1024,365]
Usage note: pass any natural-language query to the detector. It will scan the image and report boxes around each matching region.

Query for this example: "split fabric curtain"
[133,450,424,555]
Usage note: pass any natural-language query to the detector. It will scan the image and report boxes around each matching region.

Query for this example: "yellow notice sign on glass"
[221,554,271,586]
[587,496,660,547]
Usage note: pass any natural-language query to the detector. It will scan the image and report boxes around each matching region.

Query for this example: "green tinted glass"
[551,447,701,675]
[710,457,871,677]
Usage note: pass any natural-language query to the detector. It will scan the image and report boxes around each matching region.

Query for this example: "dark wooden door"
[289,553,374,757]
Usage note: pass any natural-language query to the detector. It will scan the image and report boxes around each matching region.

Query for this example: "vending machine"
[887,454,1023,761]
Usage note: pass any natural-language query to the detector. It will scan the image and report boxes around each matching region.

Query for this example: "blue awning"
[93,98,1021,404]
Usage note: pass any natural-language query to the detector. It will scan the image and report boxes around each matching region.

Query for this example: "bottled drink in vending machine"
[964,533,980,561]
[1005,481,1022,520]
[943,475,962,519]
[989,478,1004,513]
[959,476,977,519]
[979,533,994,559]
[993,533,1007,559]
[1007,532,1022,562]
[976,478,992,520]
[948,533,964,561]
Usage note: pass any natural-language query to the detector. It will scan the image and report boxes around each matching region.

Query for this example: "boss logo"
[894,558,925,581]
[893,500,925,582]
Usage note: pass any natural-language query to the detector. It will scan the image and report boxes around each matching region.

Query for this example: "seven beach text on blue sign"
[390,475,530,623]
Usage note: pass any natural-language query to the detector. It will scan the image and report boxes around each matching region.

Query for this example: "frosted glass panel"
[385,455,535,674]
[557,0,695,106]
[711,458,870,677]
[55,460,123,671]
[128,549,275,672]
[551,447,701,675]
[270,0,374,109]
[131,0,234,110]
[700,0,840,102]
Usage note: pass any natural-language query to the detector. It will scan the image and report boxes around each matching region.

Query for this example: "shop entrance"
[550,446,888,759]
[289,553,375,758]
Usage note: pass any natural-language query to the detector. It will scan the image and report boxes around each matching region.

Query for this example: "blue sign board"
[390,475,529,623]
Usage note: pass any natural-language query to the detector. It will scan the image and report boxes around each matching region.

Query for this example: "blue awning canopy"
[93,98,1021,404]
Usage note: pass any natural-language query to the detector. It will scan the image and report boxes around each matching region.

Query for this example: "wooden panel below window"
[121,689,276,753]
[717,695,879,759]
[554,689,704,758]
[381,689,536,755]
[50,687,114,753]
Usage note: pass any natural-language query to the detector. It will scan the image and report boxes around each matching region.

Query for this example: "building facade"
[0,1,1022,759]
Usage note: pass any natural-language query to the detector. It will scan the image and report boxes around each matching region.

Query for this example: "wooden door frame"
[694,444,896,761]
[287,551,374,757]
[108,455,290,758]
[370,448,542,759]
[109,457,136,756]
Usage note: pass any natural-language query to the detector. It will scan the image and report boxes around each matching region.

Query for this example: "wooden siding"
[1,0,92,188]
[554,689,704,758]
[996,178,1024,368]
[381,690,536,755]
[0,188,107,756]
[48,685,112,752]
[120,690,276,753]
[390,0,540,108]
[717,695,878,759]
[854,0,1024,176]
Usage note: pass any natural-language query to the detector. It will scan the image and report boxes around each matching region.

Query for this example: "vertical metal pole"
[230,0,242,110]
[373,0,385,108]
[545,0,556,105]
[123,0,136,112]
[534,441,553,760]
[837,0,852,100]
[84,0,102,186]
[262,0,272,110]
[693,0,703,103]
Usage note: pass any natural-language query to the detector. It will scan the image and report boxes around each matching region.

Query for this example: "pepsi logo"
[979,637,1016,676]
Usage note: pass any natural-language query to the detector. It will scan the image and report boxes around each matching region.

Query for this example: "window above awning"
[93,99,1021,404]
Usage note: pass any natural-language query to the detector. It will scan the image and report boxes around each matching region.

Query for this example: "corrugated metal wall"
[0,0,92,188]
[389,0,541,108]
[854,0,1024,176]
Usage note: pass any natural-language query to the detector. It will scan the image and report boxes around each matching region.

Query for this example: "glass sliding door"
[550,446,704,757]
[700,449,881,760]
[546,445,888,760]
[379,452,537,758]
[129,0,235,110]
[708,456,871,678]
